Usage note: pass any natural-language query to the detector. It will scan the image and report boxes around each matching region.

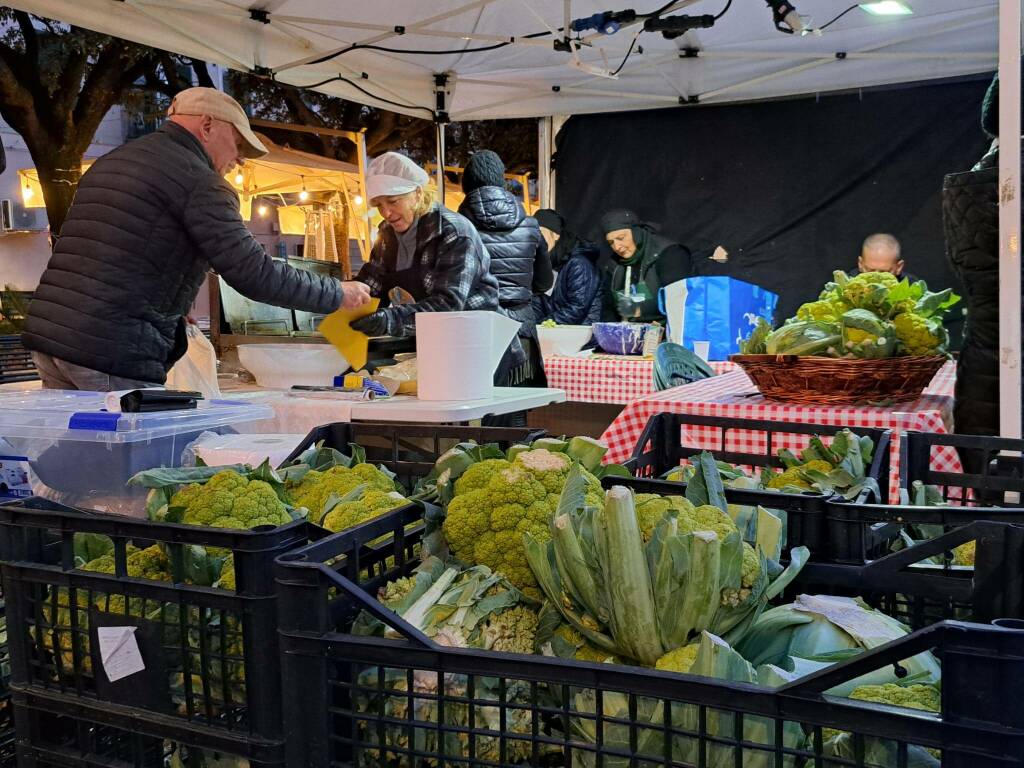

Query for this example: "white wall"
[0,106,126,290]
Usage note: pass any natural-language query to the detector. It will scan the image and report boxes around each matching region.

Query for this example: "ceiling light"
[22,185,34,201]
[298,189,310,202]
[860,1,913,16]
[234,172,244,185]
[354,195,363,206]
[257,204,269,217]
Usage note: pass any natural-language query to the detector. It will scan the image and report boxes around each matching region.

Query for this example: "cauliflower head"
[290,464,395,515]
[655,643,700,674]
[481,604,539,655]
[444,467,553,596]
[953,540,975,566]
[321,489,408,532]
[513,449,572,494]
[796,300,843,323]
[83,544,172,581]
[634,494,696,541]
[454,458,513,496]
[554,623,617,663]
[766,460,832,491]
[848,684,940,712]
[842,272,899,310]
[676,504,738,542]
[893,313,944,356]
[171,470,291,530]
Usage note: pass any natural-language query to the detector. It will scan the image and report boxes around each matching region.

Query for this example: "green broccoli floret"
[655,643,700,674]
[171,470,291,530]
[454,458,513,496]
[480,604,539,655]
[290,465,395,516]
[848,684,940,712]
[893,313,945,356]
[321,489,408,532]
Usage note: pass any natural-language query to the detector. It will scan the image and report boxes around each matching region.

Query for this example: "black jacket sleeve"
[635,244,693,318]
[184,178,342,314]
[531,235,554,294]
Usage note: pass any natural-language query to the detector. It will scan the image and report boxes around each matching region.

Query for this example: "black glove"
[614,291,644,319]
[350,311,391,337]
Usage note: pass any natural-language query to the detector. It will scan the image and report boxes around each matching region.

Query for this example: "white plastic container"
[237,343,349,388]
[537,325,593,357]
[0,390,273,516]
[189,432,306,469]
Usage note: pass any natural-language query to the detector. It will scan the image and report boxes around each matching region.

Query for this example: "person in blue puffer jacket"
[531,209,602,326]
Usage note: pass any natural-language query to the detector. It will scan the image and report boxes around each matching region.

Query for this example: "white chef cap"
[366,152,430,201]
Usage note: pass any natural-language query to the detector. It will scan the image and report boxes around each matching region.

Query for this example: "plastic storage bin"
[274,506,1024,768]
[0,391,272,516]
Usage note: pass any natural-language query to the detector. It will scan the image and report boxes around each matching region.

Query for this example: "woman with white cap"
[350,152,515,356]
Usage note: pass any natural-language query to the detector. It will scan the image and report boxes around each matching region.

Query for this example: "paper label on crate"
[97,626,145,682]
[0,455,32,499]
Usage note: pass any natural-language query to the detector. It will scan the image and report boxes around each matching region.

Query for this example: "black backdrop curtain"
[554,77,993,336]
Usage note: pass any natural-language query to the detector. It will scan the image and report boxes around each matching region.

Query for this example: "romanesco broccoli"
[454,458,513,496]
[655,643,700,674]
[842,272,899,311]
[170,470,291,530]
[321,489,408,532]
[480,604,539,654]
[893,313,944,356]
[796,300,843,323]
[443,450,604,597]
[289,464,395,516]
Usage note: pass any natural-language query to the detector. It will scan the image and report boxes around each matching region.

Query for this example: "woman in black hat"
[531,209,602,325]
[599,209,693,322]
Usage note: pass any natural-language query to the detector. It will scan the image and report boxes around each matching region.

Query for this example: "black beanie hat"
[534,208,564,233]
[462,150,506,193]
[600,208,642,234]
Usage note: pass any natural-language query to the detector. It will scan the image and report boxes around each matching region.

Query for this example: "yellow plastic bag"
[166,324,221,399]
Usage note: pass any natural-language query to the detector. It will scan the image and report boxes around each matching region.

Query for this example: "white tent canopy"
[7,0,998,120]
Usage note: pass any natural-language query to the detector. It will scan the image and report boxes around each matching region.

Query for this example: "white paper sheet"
[97,626,145,682]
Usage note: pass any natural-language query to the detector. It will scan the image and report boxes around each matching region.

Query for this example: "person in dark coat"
[598,209,693,322]
[943,72,1005,447]
[531,209,602,325]
[23,87,370,390]
[457,150,551,386]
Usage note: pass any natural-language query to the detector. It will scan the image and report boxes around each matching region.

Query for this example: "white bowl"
[537,325,593,357]
[237,344,349,388]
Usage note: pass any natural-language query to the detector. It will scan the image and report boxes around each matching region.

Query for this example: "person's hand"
[340,281,372,309]
[350,311,391,337]
[614,291,643,319]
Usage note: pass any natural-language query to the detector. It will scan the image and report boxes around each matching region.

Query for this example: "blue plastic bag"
[658,277,778,360]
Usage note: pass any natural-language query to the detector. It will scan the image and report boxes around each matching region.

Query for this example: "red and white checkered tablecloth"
[542,355,736,405]
[599,361,959,503]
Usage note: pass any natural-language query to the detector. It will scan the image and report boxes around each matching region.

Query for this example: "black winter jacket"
[599,233,693,322]
[943,154,1002,441]
[532,241,602,325]
[458,187,552,322]
[23,123,342,383]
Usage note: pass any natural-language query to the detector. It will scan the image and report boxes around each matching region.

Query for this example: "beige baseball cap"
[167,87,268,159]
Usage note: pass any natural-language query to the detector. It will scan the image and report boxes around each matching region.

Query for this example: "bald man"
[853,233,917,282]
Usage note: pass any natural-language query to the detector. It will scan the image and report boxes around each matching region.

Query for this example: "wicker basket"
[730,354,947,405]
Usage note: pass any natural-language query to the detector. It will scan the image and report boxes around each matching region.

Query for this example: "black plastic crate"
[627,414,892,562]
[282,422,545,491]
[274,506,1024,768]
[0,497,324,768]
[901,431,1024,505]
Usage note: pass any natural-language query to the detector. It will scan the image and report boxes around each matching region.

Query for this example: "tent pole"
[538,117,552,209]
[435,125,446,205]
[999,0,1022,439]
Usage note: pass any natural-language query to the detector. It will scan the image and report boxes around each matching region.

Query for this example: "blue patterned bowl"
[592,322,652,355]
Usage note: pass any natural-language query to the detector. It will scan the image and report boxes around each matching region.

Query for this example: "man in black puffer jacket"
[458,150,552,386]
[23,87,369,390]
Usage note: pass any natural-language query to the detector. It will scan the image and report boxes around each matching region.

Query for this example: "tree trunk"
[31,142,84,237]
